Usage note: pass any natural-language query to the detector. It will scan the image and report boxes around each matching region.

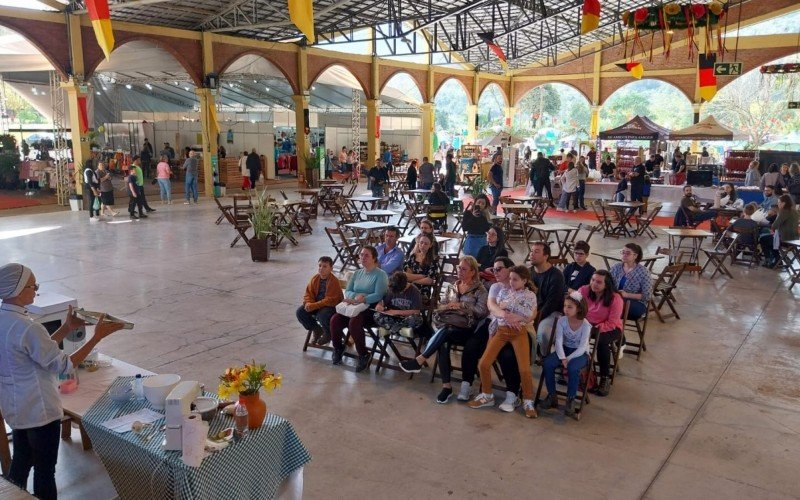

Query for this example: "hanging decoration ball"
[634,7,649,23]
[621,10,630,24]
[708,1,723,15]
[97,125,105,133]
[691,4,706,19]
[664,3,681,15]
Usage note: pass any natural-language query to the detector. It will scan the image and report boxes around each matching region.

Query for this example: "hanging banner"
[77,96,89,134]
[85,0,115,60]
[376,116,381,139]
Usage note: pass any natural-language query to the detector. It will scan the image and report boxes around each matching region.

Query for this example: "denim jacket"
[0,303,73,429]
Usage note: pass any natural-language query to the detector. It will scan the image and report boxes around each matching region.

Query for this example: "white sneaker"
[184,201,191,205]
[456,381,472,401]
[89,216,99,222]
[556,207,565,212]
[467,393,495,409]
[498,392,521,413]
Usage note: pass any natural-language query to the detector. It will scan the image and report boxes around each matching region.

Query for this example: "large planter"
[238,391,267,429]
[249,237,271,262]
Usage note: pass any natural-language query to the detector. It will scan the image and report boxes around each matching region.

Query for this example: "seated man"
[759,185,779,214]
[680,185,717,224]
[730,203,760,247]
[426,182,450,230]
[528,242,565,358]
[375,226,405,275]
[563,240,596,292]
[296,256,344,345]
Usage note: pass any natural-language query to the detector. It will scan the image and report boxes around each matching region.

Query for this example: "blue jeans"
[296,305,335,339]
[624,299,647,319]
[544,348,588,400]
[157,178,171,202]
[185,173,198,202]
[463,234,487,258]
[577,179,586,208]
[490,185,502,210]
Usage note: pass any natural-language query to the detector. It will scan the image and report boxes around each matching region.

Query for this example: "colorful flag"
[616,62,644,79]
[581,0,601,35]
[77,96,89,134]
[477,32,508,70]
[288,0,315,43]
[85,0,114,60]
[699,54,717,102]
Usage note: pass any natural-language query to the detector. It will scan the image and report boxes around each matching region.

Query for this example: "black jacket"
[531,265,565,319]
[531,157,553,181]
[246,153,261,173]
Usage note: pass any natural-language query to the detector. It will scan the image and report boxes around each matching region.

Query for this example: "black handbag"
[433,309,475,330]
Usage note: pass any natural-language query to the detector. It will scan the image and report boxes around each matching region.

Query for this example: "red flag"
[77,96,89,134]
[477,32,508,70]
[699,54,717,102]
[581,0,601,34]
[616,62,644,79]
[85,0,114,60]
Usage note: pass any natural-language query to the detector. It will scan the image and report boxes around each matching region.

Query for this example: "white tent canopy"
[669,115,746,141]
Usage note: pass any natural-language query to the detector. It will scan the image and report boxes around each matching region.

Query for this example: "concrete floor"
[2,186,799,500]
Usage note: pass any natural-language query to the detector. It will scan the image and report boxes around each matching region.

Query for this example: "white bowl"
[142,374,181,410]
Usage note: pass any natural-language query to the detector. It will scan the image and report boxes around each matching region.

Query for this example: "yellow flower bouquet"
[217,360,282,400]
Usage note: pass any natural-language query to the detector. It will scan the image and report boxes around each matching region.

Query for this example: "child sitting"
[540,291,592,418]
[373,272,423,335]
[468,266,538,418]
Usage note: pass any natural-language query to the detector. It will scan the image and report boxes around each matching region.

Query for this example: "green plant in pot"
[248,189,291,262]
[468,174,488,197]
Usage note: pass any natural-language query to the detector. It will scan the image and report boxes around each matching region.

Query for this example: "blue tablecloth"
[737,189,764,205]
[82,376,310,500]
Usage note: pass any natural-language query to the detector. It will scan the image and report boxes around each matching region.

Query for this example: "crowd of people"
[296,217,651,418]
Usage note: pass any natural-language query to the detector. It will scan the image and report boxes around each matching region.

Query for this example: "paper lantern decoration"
[664,3,681,15]
[691,4,706,19]
[709,1,723,15]
[634,7,649,23]
[621,10,630,24]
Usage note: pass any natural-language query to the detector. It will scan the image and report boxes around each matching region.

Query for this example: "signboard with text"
[714,62,743,76]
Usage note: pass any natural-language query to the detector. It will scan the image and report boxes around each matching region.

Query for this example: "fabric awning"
[669,115,745,141]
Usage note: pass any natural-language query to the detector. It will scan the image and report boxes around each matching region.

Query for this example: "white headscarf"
[0,263,32,300]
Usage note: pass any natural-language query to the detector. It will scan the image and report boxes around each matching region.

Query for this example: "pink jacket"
[578,285,623,334]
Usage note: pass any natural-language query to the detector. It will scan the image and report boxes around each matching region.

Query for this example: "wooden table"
[296,189,321,217]
[662,228,714,269]
[406,189,432,201]
[318,179,339,185]
[498,204,536,243]
[529,223,581,259]
[594,249,665,271]
[607,201,644,237]
[361,209,398,223]
[397,234,452,252]
[345,221,391,245]
[509,195,545,204]
[348,195,382,211]
[60,357,154,451]
[779,239,800,290]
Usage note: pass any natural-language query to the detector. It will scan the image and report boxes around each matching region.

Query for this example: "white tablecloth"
[584,182,718,204]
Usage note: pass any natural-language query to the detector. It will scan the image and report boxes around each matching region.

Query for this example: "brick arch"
[433,76,473,105]
[718,47,800,92]
[308,61,370,97]
[379,69,426,102]
[514,80,592,107]
[84,31,203,87]
[602,77,693,107]
[478,81,509,107]
[214,46,298,93]
[0,18,69,79]
[214,49,299,94]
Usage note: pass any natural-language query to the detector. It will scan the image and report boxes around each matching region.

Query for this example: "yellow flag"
[288,0,315,43]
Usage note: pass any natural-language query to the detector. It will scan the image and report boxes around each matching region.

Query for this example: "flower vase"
[238,391,267,429]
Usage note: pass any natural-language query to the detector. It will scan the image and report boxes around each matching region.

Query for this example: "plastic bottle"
[234,403,249,440]
[133,374,144,400]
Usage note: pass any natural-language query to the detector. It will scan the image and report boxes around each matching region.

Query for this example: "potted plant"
[300,153,317,187]
[217,360,281,429]
[247,189,291,261]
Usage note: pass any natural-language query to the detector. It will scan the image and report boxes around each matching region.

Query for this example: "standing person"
[787,163,800,205]
[469,265,539,418]
[246,148,261,191]
[83,160,101,221]
[445,153,458,198]
[338,147,348,172]
[540,292,592,417]
[160,142,175,163]
[329,246,389,372]
[557,160,578,212]
[217,145,226,159]
[96,162,118,217]
[588,146,597,170]
[132,157,156,213]
[528,241,565,357]
[600,156,616,181]
[405,159,418,190]
[140,139,153,177]
[629,156,647,207]
[531,152,555,204]
[462,194,493,257]
[744,160,761,187]
[0,264,125,500]
[155,155,172,204]
[672,152,687,185]
[579,270,623,397]
[181,151,199,205]
[576,156,589,210]
[419,156,435,189]
[127,166,144,219]
[369,159,388,197]
[296,256,343,346]
[488,153,504,212]
[239,151,250,190]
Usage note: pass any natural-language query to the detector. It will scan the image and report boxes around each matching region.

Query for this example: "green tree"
[2,82,46,124]
[517,85,561,129]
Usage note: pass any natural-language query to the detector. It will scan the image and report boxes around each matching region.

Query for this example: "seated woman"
[403,233,439,300]
[330,246,389,372]
[717,183,745,210]
[477,226,508,273]
[469,265,538,419]
[579,270,623,397]
[399,256,489,404]
[373,272,423,335]
[609,243,652,320]
[461,194,493,257]
[760,194,800,268]
[540,292,592,418]
[0,264,125,499]
[415,219,440,255]
[426,183,450,230]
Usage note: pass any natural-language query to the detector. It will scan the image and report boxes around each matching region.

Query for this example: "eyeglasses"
[25,283,40,292]
[620,250,634,256]
[457,266,471,272]
[492,266,505,272]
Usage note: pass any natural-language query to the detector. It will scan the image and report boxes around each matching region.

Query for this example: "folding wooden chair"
[374,324,424,373]
[621,300,649,360]
[648,263,686,323]
[213,196,233,225]
[534,319,598,421]
[221,208,251,248]
[426,205,448,232]
[730,225,761,267]
[528,199,549,225]
[439,232,464,258]
[591,200,616,238]
[635,203,661,238]
[325,227,361,270]
[345,183,358,197]
[701,230,738,279]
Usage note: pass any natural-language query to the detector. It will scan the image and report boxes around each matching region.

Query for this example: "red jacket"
[303,274,344,311]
